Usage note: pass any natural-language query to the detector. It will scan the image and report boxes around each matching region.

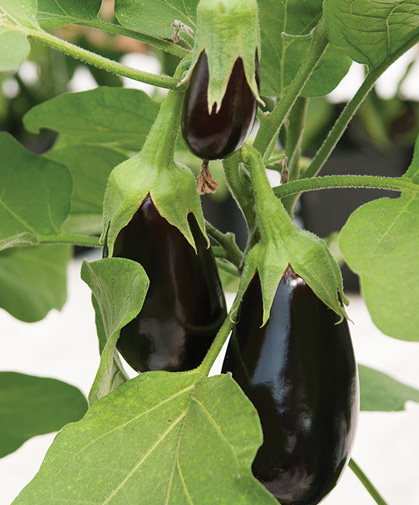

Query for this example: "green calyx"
[233,146,348,326]
[101,64,206,256]
[181,0,261,112]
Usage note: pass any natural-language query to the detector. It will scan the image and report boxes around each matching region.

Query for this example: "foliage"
[0,0,418,504]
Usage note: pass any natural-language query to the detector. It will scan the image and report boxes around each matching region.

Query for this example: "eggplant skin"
[110,198,227,372]
[222,269,359,505]
[181,51,258,160]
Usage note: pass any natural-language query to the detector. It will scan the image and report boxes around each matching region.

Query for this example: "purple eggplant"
[110,197,226,372]
[222,268,358,504]
[181,51,259,160]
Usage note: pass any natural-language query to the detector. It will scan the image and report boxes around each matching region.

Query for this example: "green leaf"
[0,372,87,458]
[359,365,419,412]
[24,87,160,151]
[258,0,352,97]
[45,144,127,235]
[81,258,149,405]
[0,133,72,250]
[0,245,71,322]
[37,0,102,28]
[324,0,419,68]
[0,0,40,71]
[340,138,419,341]
[13,371,277,505]
[114,0,198,39]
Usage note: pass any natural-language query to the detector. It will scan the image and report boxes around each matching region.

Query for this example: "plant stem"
[216,258,239,277]
[198,306,236,378]
[349,459,389,505]
[39,233,101,247]
[223,152,255,231]
[282,97,308,215]
[205,220,243,268]
[303,33,419,179]
[243,145,294,238]
[273,175,417,198]
[253,18,329,160]
[77,19,189,58]
[25,28,179,89]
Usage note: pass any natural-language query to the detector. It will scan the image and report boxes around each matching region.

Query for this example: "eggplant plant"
[0,0,419,504]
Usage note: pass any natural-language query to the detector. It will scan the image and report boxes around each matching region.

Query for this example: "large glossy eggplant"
[181,51,259,160]
[222,268,358,504]
[110,197,227,372]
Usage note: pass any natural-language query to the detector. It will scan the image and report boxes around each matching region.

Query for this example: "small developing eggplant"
[109,197,227,372]
[181,51,259,160]
[222,268,358,505]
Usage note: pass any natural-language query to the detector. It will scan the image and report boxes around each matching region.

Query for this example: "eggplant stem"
[349,459,389,505]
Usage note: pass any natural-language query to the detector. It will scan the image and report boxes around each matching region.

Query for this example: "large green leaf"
[37,0,102,28]
[13,371,277,505]
[359,365,419,412]
[24,87,160,151]
[0,245,71,322]
[81,258,149,405]
[114,0,198,39]
[0,372,87,458]
[324,0,419,68]
[258,0,352,97]
[45,144,126,235]
[340,138,419,341]
[0,133,72,250]
[0,0,40,71]
[114,0,351,98]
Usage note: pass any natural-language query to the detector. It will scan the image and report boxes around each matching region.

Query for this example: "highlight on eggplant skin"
[222,269,359,505]
[181,51,259,160]
[108,197,227,373]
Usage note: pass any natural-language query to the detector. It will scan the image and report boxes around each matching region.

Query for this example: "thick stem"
[77,19,189,58]
[273,175,416,199]
[304,33,419,180]
[223,152,255,231]
[349,459,389,505]
[25,28,178,89]
[243,145,294,230]
[198,306,236,378]
[205,220,243,268]
[253,18,329,159]
[215,258,239,277]
[139,64,186,167]
[39,233,101,247]
[282,97,308,215]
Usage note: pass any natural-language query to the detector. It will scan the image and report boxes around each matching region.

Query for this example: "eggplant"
[181,51,259,160]
[110,197,227,372]
[222,268,358,504]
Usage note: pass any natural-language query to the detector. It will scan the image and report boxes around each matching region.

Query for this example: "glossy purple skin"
[222,271,358,505]
[181,51,258,160]
[111,198,226,372]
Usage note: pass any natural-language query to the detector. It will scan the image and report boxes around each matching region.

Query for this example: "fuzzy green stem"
[223,152,255,230]
[273,175,417,199]
[23,27,178,89]
[198,306,236,378]
[349,459,389,505]
[253,18,329,159]
[205,220,243,268]
[76,19,189,58]
[216,258,239,277]
[243,145,294,238]
[282,97,308,215]
[303,33,419,180]
[39,233,101,247]
[138,64,187,167]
